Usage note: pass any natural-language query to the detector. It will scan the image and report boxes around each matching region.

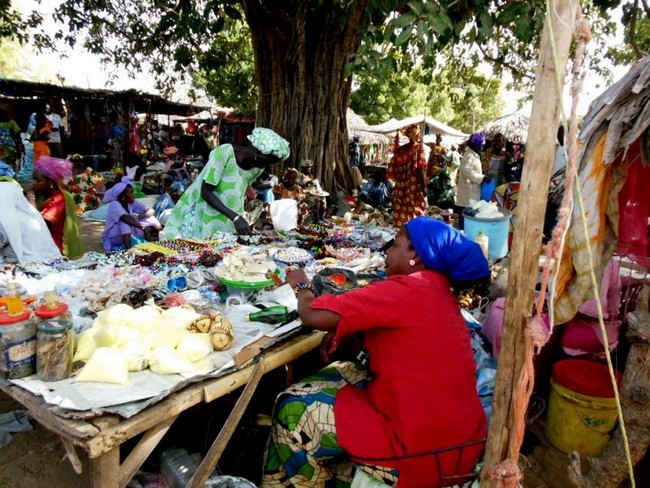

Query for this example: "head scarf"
[405,217,490,283]
[468,133,486,153]
[36,156,73,182]
[300,159,314,168]
[403,124,421,142]
[103,176,134,203]
[0,160,15,178]
[247,128,290,161]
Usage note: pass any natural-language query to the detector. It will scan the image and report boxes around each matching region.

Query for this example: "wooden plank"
[0,384,100,440]
[91,447,120,488]
[61,436,84,474]
[118,414,179,488]
[481,0,579,485]
[188,359,266,488]
[85,331,323,458]
[203,331,323,403]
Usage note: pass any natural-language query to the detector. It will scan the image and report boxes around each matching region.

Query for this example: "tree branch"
[476,43,534,80]
[629,0,643,59]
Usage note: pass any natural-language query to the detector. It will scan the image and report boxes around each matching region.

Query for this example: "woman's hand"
[233,215,253,235]
[319,332,336,362]
[285,268,309,288]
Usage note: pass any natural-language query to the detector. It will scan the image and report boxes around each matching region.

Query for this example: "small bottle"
[474,231,489,260]
[246,306,298,324]
[5,283,24,316]
[35,291,74,381]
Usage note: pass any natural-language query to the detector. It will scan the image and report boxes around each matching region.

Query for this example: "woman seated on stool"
[273,168,310,225]
[102,176,161,252]
[262,217,489,487]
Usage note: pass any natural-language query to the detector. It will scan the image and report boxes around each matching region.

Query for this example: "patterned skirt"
[260,361,398,487]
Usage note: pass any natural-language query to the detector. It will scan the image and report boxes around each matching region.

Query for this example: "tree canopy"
[3,0,649,188]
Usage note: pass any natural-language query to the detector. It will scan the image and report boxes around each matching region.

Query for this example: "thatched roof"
[479,112,529,144]
[347,108,390,145]
[579,55,650,164]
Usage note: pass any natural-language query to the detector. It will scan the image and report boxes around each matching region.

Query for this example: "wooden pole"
[481,0,580,485]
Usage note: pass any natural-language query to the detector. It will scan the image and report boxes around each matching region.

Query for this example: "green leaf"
[496,2,530,25]
[407,0,424,16]
[429,13,449,34]
[223,5,242,20]
[395,27,412,46]
[513,14,534,42]
[392,12,416,29]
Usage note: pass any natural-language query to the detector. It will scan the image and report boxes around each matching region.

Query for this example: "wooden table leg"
[91,446,120,488]
[188,358,266,488]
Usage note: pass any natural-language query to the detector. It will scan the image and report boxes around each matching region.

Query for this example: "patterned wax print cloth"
[161,144,263,239]
[387,142,427,227]
[261,361,398,488]
[65,167,105,215]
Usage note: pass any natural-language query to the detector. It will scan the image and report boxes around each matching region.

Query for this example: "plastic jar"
[0,310,37,379]
[35,296,75,382]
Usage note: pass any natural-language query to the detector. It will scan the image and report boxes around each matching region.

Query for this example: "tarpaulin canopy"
[355,114,468,140]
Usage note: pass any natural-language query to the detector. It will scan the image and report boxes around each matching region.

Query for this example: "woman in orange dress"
[32,112,52,167]
[387,124,427,227]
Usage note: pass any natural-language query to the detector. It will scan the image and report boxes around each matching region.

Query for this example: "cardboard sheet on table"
[10,352,233,412]
[9,306,302,413]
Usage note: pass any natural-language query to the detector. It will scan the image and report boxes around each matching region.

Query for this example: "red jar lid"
[0,311,31,324]
[34,303,69,318]
[552,359,622,398]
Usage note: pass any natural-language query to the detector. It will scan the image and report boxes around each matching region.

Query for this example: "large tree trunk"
[241,0,370,192]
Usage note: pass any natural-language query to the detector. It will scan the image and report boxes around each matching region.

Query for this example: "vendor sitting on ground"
[262,217,489,487]
[161,128,289,238]
[0,179,61,264]
[298,159,328,222]
[273,167,310,225]
[359,168,393,209]
[153,177,184,226]
[102,177,162,252]
[30,156,82,258]
[252,168,279,219]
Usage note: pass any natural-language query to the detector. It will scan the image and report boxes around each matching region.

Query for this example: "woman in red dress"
[387,124,427,227]
[262,217,489,487]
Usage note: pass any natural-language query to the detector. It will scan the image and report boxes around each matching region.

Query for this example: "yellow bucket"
[545,361,620,456]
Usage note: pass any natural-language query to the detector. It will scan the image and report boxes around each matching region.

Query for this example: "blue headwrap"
[468,132,486,153]
[0,160,15,178]
[405,217,490,283]
[103,176,134,203]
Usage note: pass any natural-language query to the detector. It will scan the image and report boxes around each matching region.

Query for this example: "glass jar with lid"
[34,291,75,382]
[0,286,37,379]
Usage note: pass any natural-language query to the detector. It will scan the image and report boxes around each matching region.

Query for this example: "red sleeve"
[414,143,427,170]
[40,192,66,224]
[310,277,412,343]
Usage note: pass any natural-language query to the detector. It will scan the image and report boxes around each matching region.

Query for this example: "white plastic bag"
[270,199,299,232]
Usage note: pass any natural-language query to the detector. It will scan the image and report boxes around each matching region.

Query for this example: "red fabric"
[40,191,66,251]
[616,142,650,266]
[311,271,486,487]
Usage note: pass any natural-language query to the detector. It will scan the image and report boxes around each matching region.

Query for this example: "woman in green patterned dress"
[160,128,290,238]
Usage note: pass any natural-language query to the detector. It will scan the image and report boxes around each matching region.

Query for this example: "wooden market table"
[0,330,324,488]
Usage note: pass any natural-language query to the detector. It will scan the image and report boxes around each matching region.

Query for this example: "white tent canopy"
[355,114,467,137]
[352,114,468,147]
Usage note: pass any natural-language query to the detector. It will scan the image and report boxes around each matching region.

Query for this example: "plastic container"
[34,293,75,382]
[160,447,199,488]
[463,208,512,260]
[0,310,37,379]
[545,359,622,456]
